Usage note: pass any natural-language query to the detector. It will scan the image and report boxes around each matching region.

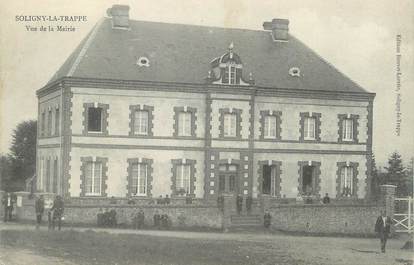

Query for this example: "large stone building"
[36,5,375,202]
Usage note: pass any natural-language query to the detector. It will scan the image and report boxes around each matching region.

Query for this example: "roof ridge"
[289,34,368,93]
[67,18,105,76]
[127,17,267,33]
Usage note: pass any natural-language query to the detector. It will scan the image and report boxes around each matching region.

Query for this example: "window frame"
[80,157,108,197]
[129,105,154,137]
[82,103,109,136]
[84,161,103,196]
[338,114,359,143]
[130,163,148,196]
[171,159,196,197]
[299,112,321,142]
[219,108,242,139]
[54,107,60,136]
[173,107,197,138]
[127,158,153,197]
[336,162,359,198]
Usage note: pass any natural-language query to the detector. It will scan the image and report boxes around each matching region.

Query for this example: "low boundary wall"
[268,204,382,236]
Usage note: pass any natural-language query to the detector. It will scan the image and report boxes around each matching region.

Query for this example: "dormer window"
[209,42,252,86]
[223,63,237,84]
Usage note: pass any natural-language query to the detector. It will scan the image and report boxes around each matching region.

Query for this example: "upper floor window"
[134,110,149,135]
[300,112,321,142]
[173,107,197,137]
[47,109,52,136]
[264,115,277,138]
[88,107,102,132]
[83,103,109,135]
[219,108,242,138]
[338,114,359,143]
[342,119,353,141]
[41,112,46,137]
[54,107,60,136]
[223,113,237,137]
[178,112,191,136]
[304,117,316,140]
[130,163,147,196]
[84,161,102,196]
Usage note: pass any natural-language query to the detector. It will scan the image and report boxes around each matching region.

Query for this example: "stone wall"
[268,203,382,236]
[16,194,222,229]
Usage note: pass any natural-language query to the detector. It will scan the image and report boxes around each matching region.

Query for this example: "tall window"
[342,119,353,141]
[41,112,46,137]
[47,110,52,136]
[130,163,147,196]
[55,108,60,136]
[84,161,102,196]
[38,158,44,191]
[88,107,102,132]
[175,164,191,195]
[223,64,237,84]
[46,159,51,192]
[304,117,316,140]
[178,112,191,136]
[262,165,279,196]
[264,115,277,138]
[223,113,237,137]
[134,110,148,135]
[53,159,58,193]
[340,166,354,197]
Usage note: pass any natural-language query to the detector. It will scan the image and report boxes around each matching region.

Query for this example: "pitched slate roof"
[47,18,368,93]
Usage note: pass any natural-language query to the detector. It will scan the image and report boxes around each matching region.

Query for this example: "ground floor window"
[175,164,191,195]
[262,165,279,196]
[131,163,148,196]
[84,161,102,196]
[340,166,354,197]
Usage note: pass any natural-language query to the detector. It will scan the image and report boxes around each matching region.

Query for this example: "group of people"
[34,195,64,230]
[153,212,171,229]
[236,194,253,215]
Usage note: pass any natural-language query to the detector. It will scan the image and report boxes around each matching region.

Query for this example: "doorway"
[218,164,239,194]
[262,165,278,196]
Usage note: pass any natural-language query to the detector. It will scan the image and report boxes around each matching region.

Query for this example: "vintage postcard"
[0,1,413,264]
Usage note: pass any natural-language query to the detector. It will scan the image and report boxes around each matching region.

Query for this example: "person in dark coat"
[246,196,253,214]
[35,195,45,229]
[375,210,392,253]
[264,210,272,228]
[50,195,64,230]
[154,212,160,229]
[236,194,243,215]
[2,193,14,222]
[322,193,330,204]
[137,209,145,229]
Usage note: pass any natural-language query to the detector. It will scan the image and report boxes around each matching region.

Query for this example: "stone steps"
[230,214,262,227]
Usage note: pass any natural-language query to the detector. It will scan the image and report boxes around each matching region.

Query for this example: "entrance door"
[218,164,238,194]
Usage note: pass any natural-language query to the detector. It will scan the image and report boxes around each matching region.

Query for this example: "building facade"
[36,5,375,202]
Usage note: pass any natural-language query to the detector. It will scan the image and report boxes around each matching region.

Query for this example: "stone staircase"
[230,214,262,227]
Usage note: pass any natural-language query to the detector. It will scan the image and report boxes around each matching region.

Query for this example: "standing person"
[375,210,392,253]
[35,195,45,229]
[236,194,243,215]
[246,196,253,214]
[51,195,64,230]
[264,210,272,228]
[2,193,14,222]
[322,193,330,204]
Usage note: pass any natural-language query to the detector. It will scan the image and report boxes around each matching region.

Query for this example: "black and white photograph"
[0,0,413,264]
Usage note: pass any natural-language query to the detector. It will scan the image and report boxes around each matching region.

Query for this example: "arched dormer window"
[208,42,253,86]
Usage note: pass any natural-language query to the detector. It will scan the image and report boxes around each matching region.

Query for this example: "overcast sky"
[0,0,413,166]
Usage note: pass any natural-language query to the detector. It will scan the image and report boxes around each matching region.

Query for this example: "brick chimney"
[263,19,289,42]
[107,5,130,28]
